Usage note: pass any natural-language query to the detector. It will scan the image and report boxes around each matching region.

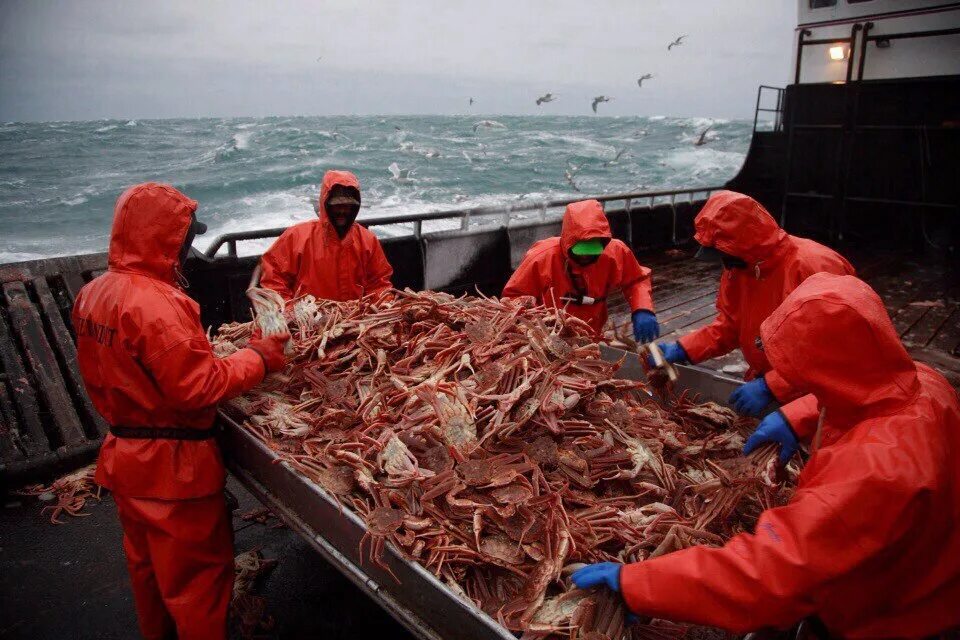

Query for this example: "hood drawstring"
[174,265,190,290]
[754,261,763,280]
[812,405,827,453]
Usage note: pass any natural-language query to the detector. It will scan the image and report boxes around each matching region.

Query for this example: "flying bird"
[591,96,612,114]
[667,35,687,51]
[469,97,474,106]
[536,92,556,106]
[564,162,582,192]
[388,162,416,183]
[604,148,628,166]
[473,119,506,133]
[636,74,654,88]
[316,56,323,62]
[695,126,713,146]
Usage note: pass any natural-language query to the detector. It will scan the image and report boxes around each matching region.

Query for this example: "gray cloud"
[0,0,795,122]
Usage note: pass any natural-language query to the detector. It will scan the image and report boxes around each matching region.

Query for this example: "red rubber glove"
[246,333,289,374]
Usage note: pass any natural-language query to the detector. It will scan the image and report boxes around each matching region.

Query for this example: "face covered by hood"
[317,170,362,239]
[693,190,787,266]
[760,273,920,422]
[108,183,200,284]
[560,200,612,266]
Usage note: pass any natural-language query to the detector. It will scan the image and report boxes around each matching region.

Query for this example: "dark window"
[809,0,837,7]
[848,0,873,3]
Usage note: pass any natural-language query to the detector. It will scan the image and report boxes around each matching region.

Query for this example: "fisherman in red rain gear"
[574,273,960,637]
[260,170,393,302]
[73,183,289,640]
[502,199,659,343]
[648,190,854,438]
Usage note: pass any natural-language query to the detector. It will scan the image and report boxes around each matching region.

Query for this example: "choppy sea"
[0,115,754,263]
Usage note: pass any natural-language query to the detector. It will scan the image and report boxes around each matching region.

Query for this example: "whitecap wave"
[0,250,48,264]
[95,124,118,133]
[213,131,255,161]
[662,147,746,180]
[525,131,616,158]
[674,116,730,129]
[233,131,253,150]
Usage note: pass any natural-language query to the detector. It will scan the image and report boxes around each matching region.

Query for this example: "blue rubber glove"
[645,341,688,368]
[631,310,660,345]
[729,376,774,417]
[743,411,798,465]
[571,562,622,592]
[571,562,638,623]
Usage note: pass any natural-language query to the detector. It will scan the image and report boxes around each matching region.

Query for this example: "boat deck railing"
[204,185,724,259]
[753,85,784,134]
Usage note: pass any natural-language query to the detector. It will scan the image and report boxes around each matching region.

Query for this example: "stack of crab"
[216,288,799,639]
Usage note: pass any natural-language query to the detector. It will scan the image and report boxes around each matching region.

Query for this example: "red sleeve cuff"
[779,394,821,441]
[765,369,802,403]
[619,560,655,615]
[624,280,653,313]
[677,331,710,365]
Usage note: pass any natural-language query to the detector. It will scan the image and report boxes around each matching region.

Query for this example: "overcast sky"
[0,1,796,122]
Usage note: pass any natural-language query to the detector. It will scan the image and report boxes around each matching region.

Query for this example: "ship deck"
[609,248,960,388]
[0,476,414,639]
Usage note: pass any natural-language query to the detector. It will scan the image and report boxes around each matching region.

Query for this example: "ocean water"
[0,115,753,263]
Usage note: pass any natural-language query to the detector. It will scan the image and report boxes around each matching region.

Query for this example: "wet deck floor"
[0,477,414,639]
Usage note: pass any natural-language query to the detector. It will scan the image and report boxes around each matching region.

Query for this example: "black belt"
[110,425,218,440]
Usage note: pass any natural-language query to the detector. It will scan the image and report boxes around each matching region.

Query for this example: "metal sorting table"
[220,347,744,640]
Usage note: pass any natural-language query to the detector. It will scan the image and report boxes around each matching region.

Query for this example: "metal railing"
[753,85,784,134]
[204,185,723,258]
[794,23,863,85]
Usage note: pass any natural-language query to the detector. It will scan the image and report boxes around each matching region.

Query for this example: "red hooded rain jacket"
[73,183,267,500]
[621,273,960,637]
[502,199,653,333]
[260,170,393,301]
[678,191,854,432]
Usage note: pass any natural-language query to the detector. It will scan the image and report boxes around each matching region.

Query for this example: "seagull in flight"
[591,96,612,114]
[469,97,474,106]
[667,35,687,51]
[564,162,582,192]
[536,92,556,106]
[604,148,628,166]
[636,74,654,88]
[473,120,506,133]
[388,162,416,184]
[695,126,713,146]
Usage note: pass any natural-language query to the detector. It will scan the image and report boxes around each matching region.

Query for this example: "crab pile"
[216,289,800,639]
[15,463,100,524]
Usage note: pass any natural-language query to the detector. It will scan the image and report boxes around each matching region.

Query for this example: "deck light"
[829,45,847,61]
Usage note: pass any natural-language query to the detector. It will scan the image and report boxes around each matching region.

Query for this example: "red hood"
[560,200,612,255]
[107,183,197,283]
[693,190,787,265]
[317,169,361,229]
[760,273,919,422]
